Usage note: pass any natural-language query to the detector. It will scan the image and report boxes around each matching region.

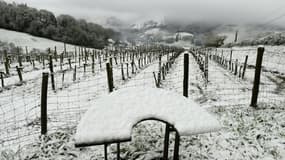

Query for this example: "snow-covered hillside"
[0,28,77,53]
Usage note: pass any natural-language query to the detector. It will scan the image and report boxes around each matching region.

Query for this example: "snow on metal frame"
[75,87,221,147]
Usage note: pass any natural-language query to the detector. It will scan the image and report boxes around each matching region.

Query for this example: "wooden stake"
[41,72,49,135]
[250,47,264,107]
[242,55,248,79]
[183,54,189,97]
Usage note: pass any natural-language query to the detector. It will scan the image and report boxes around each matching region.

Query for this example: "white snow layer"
[75,87,221,146]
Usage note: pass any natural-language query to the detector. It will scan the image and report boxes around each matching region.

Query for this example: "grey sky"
[6,0,285,26]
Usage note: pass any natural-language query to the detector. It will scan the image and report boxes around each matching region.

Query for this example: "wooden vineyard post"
[173,132,180,160]
[183,53,189,97]
[106,63,114,92]
[99,54,102,69]
[104,144,108,160]
[204,51,209,82]
[62,71,65,86]
[41,72,49,135]
[239,65,242,78]
[54,46,58,62]
[92,54,95,74]
[84,48,88,65]
[158,54,162,85]
[117,143,120,160]
[153,72,159,87]
[64,43,67,57]
[131,54,135,74]
[121,63,125,80]
[4,60,9,75]
[109,57,113,67]
[162,65,165,80]
[250,47,264,107]
[74,47,77,64]
[229,49,233,71]
[42,56,46,69]
[242,55,248,79]
[73,66,77,82]
[163,123,170,159]
[18,55,22,67]
[49,55,55,91]
[234,59,238,75]
[84,63,87,73]
[79,49,81,67]
[126,63,129,78]
[32,59,35,69]
[68,58,72,70]
[0,72,4,87]
[25,46,28,56]
[60,53,63,71]
[16,66,23,83]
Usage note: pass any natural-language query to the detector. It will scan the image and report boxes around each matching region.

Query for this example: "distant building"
[175,32,194,42]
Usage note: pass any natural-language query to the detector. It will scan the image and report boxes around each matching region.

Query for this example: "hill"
[0,28,78,53]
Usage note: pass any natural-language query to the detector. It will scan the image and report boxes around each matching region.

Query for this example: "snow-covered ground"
[0,50,174,150]
[163,51,285,160]
[0,47,284,160]
[0,28,77,52]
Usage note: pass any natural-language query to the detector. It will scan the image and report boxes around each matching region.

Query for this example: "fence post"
[60,53,63,71]
[16,66,23,83]
[99,54,102,69]
[49,55,55,90]
[204,51,208,82]
[131,56,135,74]
[126,63,129,78]
[4,60,9,75]
[92,54,95,73]
[117,143,120,160]
[234,59,238,75]
[84,63,87,73]
[158,54,162,85]
[173,131,180,160]
[250,47,264,107]
[121,63,125,80]
[153,72,159,87]
[104,144,108,160]
[229,49,233,70]
[73,66,77,81]
[242,55,248,79]
[106,63,114,92]
[54,46,58,62]
[163,123,170,159]
[0,72,4,87]
[18,55,22,67]
[41,72,49,135]
[42,56,46,69]
[68,58,72,70]
[183,53,189,97]
[32,59,35,69]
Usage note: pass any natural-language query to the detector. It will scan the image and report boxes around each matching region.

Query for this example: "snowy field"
[0,28,78,52]
[0,45,285,160]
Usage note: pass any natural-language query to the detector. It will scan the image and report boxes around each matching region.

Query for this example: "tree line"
[0,1,120,49]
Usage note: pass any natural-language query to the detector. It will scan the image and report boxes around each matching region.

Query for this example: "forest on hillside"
[0,1,120,49]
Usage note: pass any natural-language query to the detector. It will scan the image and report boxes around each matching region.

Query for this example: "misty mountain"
[104,16,285,46]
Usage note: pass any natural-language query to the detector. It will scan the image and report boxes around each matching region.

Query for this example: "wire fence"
[185,47,285,108]
[0,46,183,150]
[0,45,284,153]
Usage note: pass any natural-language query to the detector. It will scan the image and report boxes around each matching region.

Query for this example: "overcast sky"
[6,0,285,26]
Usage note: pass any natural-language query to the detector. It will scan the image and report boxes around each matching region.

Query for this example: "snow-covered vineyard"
[0,44,285,160]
